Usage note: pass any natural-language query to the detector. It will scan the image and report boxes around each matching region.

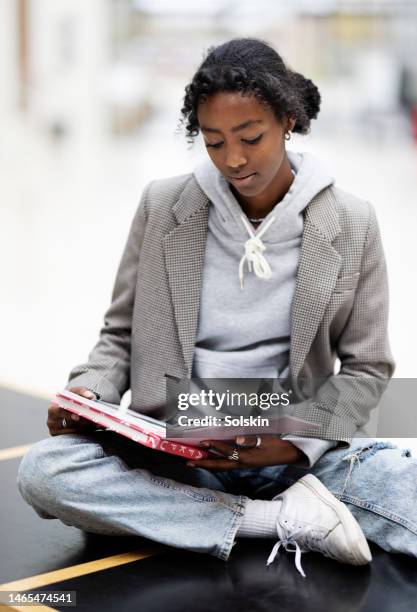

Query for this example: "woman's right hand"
[47,386,99,436]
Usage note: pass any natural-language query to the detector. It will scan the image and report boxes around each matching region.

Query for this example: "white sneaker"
[267,474,372,577]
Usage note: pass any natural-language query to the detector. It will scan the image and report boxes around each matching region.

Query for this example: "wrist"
[279,440,307,464]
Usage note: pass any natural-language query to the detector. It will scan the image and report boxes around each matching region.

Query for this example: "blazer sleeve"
[286,202,395,445]
[65,182,153,403]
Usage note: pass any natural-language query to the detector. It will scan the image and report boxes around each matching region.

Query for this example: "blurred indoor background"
[1,1,416,445]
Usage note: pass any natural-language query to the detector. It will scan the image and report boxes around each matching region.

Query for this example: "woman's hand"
[47,387,99,436]
[187,435,305,470]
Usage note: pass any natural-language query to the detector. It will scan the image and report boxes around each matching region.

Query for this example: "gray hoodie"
[192,150,337,466]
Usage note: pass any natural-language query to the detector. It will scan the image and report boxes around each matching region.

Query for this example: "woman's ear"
[288,116,296,131]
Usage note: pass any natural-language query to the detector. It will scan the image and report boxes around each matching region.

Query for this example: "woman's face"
[197,91,294,200]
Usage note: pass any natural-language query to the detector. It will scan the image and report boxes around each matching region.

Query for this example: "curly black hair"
[179,38,321,144]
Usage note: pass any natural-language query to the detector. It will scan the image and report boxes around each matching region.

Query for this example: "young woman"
[17,38,417,577]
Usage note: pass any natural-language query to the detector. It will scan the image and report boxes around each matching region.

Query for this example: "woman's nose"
[225,148,247,170]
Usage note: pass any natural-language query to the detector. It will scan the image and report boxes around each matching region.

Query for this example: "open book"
[56,389,321,460]
[55,390,210,460]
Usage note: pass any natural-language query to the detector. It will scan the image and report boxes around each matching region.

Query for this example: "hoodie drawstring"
[239,215,276,290]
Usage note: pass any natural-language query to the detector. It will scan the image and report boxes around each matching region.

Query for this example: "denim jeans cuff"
[216,495,249,561]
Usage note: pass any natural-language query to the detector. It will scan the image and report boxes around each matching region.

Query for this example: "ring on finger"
[228,449,240,461]
[236,436,262,449]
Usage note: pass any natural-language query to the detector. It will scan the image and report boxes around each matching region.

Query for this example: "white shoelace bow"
[239,215,275,290]
[266,526,308,578]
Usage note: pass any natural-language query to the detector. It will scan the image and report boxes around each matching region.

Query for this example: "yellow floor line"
[0,445,33,461]
[0,548,163,593]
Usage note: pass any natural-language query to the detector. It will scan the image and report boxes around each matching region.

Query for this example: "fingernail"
[71,414,80,421]
[84,391,95,399]
[236,437,245,445]
[201,441,210,447]
[187,463,195,467]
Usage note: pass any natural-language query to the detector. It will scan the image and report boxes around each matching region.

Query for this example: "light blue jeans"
[17,432,417,561]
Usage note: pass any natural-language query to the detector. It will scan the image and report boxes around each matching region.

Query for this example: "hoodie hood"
[193,150,334,244]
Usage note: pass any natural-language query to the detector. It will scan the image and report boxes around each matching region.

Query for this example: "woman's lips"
[229,173,257,187]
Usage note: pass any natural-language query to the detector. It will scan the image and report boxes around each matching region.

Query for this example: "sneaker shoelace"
[267,523,326,578]
[239,215,275,289]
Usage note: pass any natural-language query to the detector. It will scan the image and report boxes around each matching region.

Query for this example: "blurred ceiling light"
[132,0,227,16]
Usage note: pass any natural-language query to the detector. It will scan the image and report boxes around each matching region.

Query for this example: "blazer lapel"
[164,177,342,380]
[290,187,342,378]
[163,178,209,376]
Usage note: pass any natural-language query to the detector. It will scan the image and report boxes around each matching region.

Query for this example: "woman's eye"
[243,134,263,145]
[205,134,263,149]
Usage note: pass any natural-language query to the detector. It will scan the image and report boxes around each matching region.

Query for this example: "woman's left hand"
[186,436,305,470]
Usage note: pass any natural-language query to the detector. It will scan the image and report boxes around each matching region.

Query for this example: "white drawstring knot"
[239,215,275,290]
[266,528,306,578]
[340,450,362,496]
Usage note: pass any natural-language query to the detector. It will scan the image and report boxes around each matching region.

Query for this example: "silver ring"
[236,436,262,449]
[228,449,240,461]
[62,417,67,429]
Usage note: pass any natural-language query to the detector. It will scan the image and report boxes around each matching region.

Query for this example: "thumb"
[80,389,96,399]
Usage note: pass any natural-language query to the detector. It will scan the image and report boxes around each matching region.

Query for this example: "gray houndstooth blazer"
[66,173,395,443]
